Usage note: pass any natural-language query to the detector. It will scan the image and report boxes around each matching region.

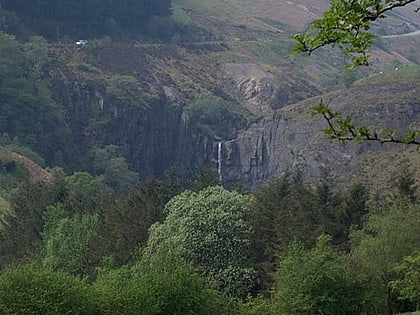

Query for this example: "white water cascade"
[217,141,222,184]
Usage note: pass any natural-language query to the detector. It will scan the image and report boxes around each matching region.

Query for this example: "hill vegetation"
[0,0,419,313]
[0,165,418,313]
[0,0,175,40]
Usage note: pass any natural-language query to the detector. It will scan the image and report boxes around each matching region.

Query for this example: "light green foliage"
[294,1,420,146]
[274,235,365,315]
[0,265,97,315]
[313,98,420,145]
[147,186,257,297]
[95,248,227,315]
[42,205,99,277]
[350,197,420,312]
[391,250,420,307]
[292,0,416,67]
[240,297,275,315]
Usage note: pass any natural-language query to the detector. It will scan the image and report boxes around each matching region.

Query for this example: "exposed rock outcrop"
[215,70,420,188]
[46,45,419,189]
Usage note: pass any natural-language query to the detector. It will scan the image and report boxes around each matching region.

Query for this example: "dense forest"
[0,0,192,40]
[0,0,419,313]
[0,150,419,314]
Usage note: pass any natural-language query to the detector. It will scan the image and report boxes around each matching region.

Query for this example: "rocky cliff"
[45,42,419,188]
[216,69,420,189]
[45,42,321,179]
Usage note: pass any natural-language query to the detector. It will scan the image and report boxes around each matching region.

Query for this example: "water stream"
[218,141,222,184]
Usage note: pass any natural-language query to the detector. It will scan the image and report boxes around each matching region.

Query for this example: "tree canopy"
[146,186,257,298]
[0,0,172,39]
[274,235,365,315]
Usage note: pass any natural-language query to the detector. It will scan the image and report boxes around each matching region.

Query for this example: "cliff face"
[46,45,219,177]
[216,70,420,188]
[45,44,419,187]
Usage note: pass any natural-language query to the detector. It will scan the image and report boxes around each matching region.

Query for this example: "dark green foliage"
[396,167,417,202]
[251,172,318,291]
[314,168,343,239]
[0,0,172,39]
[251,170,368,291]
[0,265,98,315]
[99,177,181,265]
[186,94,253,139]
[93,145,139,193]
[274,235,366,315]
[107,76,146,110]
[338,182,369,251]
[0,147,28,185]
[63,172,112,215]
[192,165,218,192]
[0,166,418,313]
[0,33,75,167]
[0,180,58,266]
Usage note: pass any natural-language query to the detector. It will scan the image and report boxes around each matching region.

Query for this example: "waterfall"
[217,141,222,184]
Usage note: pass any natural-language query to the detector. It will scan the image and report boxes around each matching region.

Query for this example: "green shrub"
[0,265,98,315]
[186,94,253,139]
[95,248,227,315]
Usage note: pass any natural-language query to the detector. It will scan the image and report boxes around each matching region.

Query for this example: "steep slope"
[1,0,418,188]
[217,68,420,189]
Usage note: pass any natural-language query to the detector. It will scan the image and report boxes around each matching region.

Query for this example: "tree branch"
[314,100,420,146]
[292,0,419,67]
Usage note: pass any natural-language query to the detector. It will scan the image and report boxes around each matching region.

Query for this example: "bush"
[0,265,98,315]
[274,235,365,315]
[95,248,227,315]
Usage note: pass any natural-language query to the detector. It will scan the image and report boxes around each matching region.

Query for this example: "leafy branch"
[313,99,420,146]
[292,0,419,67]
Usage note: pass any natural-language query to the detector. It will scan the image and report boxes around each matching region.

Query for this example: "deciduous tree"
[274,235,365,315]
[146,186,257,298]
[350,196,420,313]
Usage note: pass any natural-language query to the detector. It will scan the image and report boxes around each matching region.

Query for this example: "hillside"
[218,67,420,189]
[0,2,419,313]
[0,0,418,189]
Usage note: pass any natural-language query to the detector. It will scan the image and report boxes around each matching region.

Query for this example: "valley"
[0,1,419,313]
